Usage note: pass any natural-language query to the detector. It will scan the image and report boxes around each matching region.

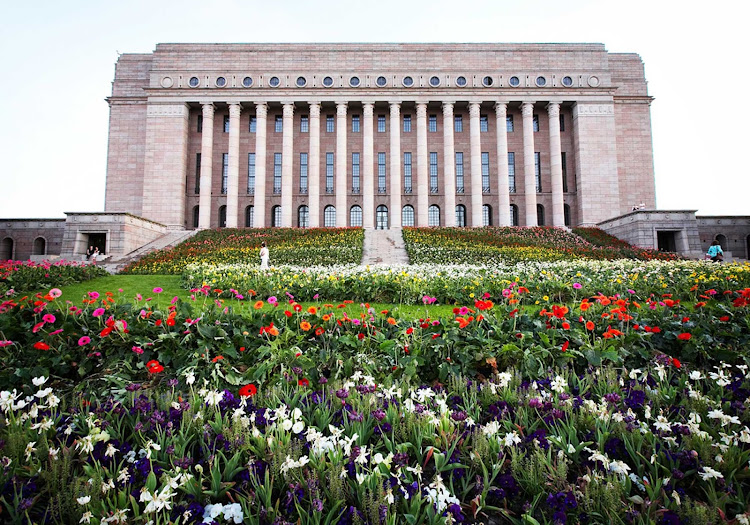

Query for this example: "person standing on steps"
[259,242,269,270]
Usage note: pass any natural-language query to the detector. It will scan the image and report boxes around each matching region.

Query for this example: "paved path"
[361,227,409,265]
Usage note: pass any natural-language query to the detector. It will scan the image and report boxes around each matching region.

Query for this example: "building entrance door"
[88,233,107,254]
[376,205,389,230]
[657,231,676,252]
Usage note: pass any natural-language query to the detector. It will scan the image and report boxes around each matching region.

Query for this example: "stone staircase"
[101,229,200,273]
[361,227,409,266]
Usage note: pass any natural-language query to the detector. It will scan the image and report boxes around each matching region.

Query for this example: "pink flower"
[153,287,163,294]
[88,291,100,300]
[458,306,469,316]
[50,329,64,335]
[42,314,56,324]
[78,336,91,346]
[171,296,179,304]
[49,288,62,298]
[0,340,13,347]
[32,322,45,333]
[92,308,106,317]
[572,283,582,289]
[268,296,278,306]
[136,293,143,301]
[132,346,144,354]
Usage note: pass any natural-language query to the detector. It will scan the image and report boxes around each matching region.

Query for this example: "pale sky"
[0,0,747,218]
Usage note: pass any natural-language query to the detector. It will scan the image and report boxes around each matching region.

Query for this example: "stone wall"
[598,210,703,258]
[0,219,66,260]
[697,216,750,260]
[61,213,167,258]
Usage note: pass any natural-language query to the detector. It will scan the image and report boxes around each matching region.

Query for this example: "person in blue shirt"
[706,240,723,262]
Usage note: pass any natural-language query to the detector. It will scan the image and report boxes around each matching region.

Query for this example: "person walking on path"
[706,240,723,263]
[259,242,269,270]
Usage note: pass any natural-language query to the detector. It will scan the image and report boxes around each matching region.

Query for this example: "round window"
[376,76,387,87]
[535,76,546,87]
[188,76,200,88]
[349,76,360,87]
[509,76,520,87]
[482,76,494,87]
[403,76,414,87]
[296,76,307,87]
[429,76,440,87]
[160,77,173,88]
[242,76,253,87]
[455,76,467,87]
[215,76,226,87]
[561,76,573,87]
[322,76,334,87]
[269,76,280,87]
[588,76,600,87]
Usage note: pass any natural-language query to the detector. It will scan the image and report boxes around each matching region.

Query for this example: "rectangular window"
[221,153,229,194]
[508,152,516,193]
[352,115,360,133]
[223,115,230,133]
[535,152,542,192]
[378,152,386,193]
[195,153,201,194]
[533,115,539,133]
[429,114,437,132]
[480,115,488,132]
[274,115,283,133]
[559,114,565,132]
[326,115,334,133]
[403,152,412,193]
[403,114,412,133]
[377,115,386,133]
[326,152,334,193]
[197,115,203,133]
[300,115,309,133]
[352,153,360,193]
[561,152,568,193]
[455,152,464,193]
[273,153,282,193]
[300,153,308,193]
[247,153,256,194]
[430,152,438,193]
[454,115,463,133]
[481,152,490,193]
[249,116,257,133]
[506,115,514,133]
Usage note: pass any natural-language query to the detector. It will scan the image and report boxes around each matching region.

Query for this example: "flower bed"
[121,228,363,275]
[0,259,107,295]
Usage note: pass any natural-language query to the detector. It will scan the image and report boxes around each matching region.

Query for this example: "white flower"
[222,503,244,524]
[185,371,196,385]
[25,441,36,462]
[105,443,119,458]
[608,460,631,477]
[48,447,59,460]
[689,370,703,380]
[32,376,48,386]
[496,372,512,388]
[502,431,522,448]
[204,390,224,406]
[79,511,93,523]
[736,513,749,525]
[425,474,460,512]
[35,387,53,399]
[654,415,671,433]
[551,375,568,393]
[698,466,723,481]
[482,421,500,437]
[77,495,91,505]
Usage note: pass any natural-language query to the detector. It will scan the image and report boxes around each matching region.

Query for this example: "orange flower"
[387,317,397,325]
[300,321,311,331]
[456,317,470,329]
[211,355,224,363]
[580,301,591,312]
[254,300,264,310]
[322,314,331,322]
[268,326,279,337]
[307,306,318,315]
[585,321,595,331]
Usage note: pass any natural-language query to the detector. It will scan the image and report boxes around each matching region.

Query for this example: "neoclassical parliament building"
[3,43,749,261]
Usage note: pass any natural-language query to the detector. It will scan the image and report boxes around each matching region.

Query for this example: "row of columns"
[197,101,566,229]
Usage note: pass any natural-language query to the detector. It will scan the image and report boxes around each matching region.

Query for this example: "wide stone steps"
[102,229,200,273]
[361,227,409,266]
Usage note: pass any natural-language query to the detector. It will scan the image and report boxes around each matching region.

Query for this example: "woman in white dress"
[259,242,269,270]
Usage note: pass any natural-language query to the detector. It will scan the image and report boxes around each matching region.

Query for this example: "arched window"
[245,206,255,227]
[376,205,388,230]
[428,205,441,227]
[510,204,519,226]
[298,205,309,228]
[402,205,415,227]
[272,206,282,227]
[218,205,227,228]
[715,234,727,251]
[33,237,46,256]
[482,204,492,226]
[455,204,466,227]
[192,206,199,228]
[349,205,362,227]
[537,204,545,226]
[324,205,336,227]
[563,204,571,227]
[0,237,13,260]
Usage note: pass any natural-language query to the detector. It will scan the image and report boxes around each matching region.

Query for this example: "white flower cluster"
[203,503,244,524]
[425,474,460,513]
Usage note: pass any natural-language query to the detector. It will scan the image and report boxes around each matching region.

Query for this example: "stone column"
[547,102,565,227]
[469,102,483,227]
[281,103,294,227]
[416,102,428,226]
[389,102,401,228]
[226,103,242,228]
[362,102,375,229]
[442,102,456,227]
[521,102,537,226]
[308,103,321,228]
[198,103,214,229]
[495,102,511,226]
[335,102,348,227]
[254,103,268,228]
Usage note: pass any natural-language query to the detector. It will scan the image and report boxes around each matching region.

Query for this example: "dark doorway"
[88,233,107,254]
[657,231,676,252]
[376,205,388,230]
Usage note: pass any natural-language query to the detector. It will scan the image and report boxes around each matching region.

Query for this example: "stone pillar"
[362,102,375,229]
[335,102,348,227]
[442,102,456,227]
[198,103,214,229]
[281,103,294,227]
[495,102,511,226]
[521,102,538,226]
[389,102,401,228]
[469,102,483,227]
[254,103,268,228]
[226,103,241,228]
[547,102,565,227]
[416,102,428,226]
[308,103,321,228]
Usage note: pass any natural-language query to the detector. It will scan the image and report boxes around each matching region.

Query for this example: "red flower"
[284,310,292,317]
[239,384,257,397]
[298,378,310,387]
[405,327,414,335]
[146,359,164,373]
[561,341,569,352]
[562,322,570,330]
[34,341,50,351]
[293,303,302,312]
[720,316,730,322]
[677,333,692,341]
[357,333,365,340]
[585,321,595,331]
[671,358,682,368]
